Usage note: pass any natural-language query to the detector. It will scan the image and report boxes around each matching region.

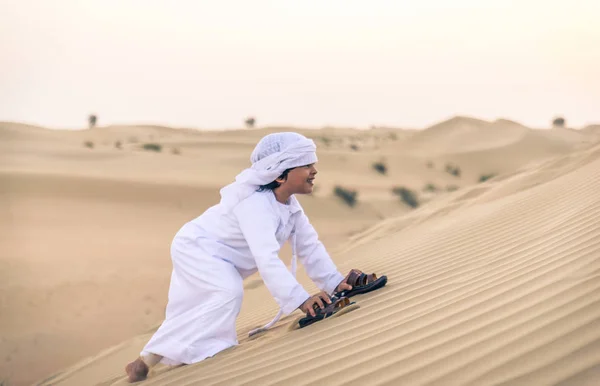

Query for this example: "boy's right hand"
[299,291,332,317]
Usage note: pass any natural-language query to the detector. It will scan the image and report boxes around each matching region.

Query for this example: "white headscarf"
[219,132,318,211]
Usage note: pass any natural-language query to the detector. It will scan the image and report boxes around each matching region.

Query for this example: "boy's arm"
[294,210,345,294]
[234,197,310,314]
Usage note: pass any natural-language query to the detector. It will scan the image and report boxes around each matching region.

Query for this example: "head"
[251,132,318,198]
[219,132,318,211]
[258,163,318,195]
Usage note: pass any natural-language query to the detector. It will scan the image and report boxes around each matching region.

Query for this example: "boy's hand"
[299,291,331,317]
[335,269,358,293]
[335,281,352,293]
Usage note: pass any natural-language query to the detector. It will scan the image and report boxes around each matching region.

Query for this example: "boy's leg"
[142,353,163,367]
[125,229,243,381]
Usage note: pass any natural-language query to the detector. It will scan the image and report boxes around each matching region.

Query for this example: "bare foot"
[125,357,149,383]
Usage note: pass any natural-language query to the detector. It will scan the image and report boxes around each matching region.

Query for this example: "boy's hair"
[258,168,294,191]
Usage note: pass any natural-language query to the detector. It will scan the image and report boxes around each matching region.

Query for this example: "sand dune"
[398,117,529,155]
[2,119,599,385]
[36,138,600,385]
[582,125,600,141]
[392,116,594,157]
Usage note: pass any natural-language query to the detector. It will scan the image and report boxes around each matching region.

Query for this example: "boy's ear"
[275,176,287,184]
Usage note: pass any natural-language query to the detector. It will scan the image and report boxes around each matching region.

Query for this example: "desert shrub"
[552,117,565,128]
[423,183,438,192]
[372,162,387,175]
[445,163,461,177]
[88,114,97,129]
[245,117,256,128]
[115,141,122,149]
[84,141,94,148]
[392,186,419,208]
[446,185,459,192]
[319,136,332,146]
[128,136,138,143]
[388,132,398,140]
[426,161,434,169]
[171,147,181,155]
[334,186,358,207]
[142,143,162,152]
[479,173,496,183]
[350,144,359,151]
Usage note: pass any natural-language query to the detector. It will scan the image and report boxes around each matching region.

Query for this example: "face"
[277,163,318,195]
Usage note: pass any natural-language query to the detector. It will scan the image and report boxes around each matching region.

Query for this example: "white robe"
[141,190,344,364]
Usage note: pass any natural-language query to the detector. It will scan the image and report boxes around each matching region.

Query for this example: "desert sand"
[1,118,599,385]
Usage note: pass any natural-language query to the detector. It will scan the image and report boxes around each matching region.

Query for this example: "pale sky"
[1,0,599,130]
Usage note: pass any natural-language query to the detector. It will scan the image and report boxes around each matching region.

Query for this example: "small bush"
[445,163,461,177]
[350,144,359,151]
[320,136,332,146]
[84,141,94,149]
[334,186,358,207]
[446,185,459,192]
[171,147,181,155]
[423,183,438,192]
[88,114,97,129]
[479,173,496,183]
[245,117,256,128]
[552,117,565,128]
[142,143,162,152]
[426,161,434,169]
[392,186,419,208]
[115,141,122,149]
[372,162,387,175]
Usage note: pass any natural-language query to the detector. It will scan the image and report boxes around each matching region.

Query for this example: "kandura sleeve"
[293,210,345,295]
[233,197,310,314]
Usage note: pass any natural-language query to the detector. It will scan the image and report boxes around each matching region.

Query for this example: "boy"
[126,132,355,382]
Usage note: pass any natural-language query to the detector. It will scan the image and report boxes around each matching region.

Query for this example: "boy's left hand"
[335,281,352,293]
[334,269,360,292]
[335,270,356,293]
